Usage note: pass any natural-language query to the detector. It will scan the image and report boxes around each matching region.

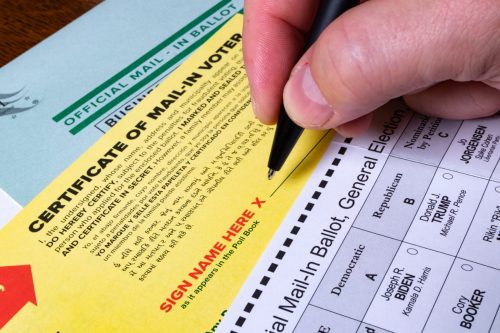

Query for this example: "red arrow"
[0,265,37,329]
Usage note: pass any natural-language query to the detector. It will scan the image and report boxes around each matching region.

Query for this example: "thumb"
[283,0,500,129]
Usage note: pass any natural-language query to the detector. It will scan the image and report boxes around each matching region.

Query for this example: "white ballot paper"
[0,189,21,230]
[219,100,500,333]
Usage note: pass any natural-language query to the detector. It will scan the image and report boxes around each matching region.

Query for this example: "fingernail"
[249,88,263,122]
[283,64,334,128]
[251,98,258,113]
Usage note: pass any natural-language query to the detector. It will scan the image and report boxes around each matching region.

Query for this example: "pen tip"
[268,169,276,180]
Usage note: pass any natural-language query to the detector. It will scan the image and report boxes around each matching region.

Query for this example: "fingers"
[282,0,500,129]
[335,112,373,138]
[243,0,319,124]
[405,81,500,119]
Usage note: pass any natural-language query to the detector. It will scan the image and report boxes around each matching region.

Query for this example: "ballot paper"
[0,0,243,221]
[0,14,331,331]
[219,103,500,332]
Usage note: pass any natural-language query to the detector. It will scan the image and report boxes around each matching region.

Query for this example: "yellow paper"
[0,14,331,332]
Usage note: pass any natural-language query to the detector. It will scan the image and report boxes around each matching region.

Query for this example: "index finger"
[243,0,319,124]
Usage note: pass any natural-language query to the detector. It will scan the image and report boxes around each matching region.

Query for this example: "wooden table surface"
[0,0,102,67]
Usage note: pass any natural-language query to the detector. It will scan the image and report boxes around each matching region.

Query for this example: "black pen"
[267,0,358,179]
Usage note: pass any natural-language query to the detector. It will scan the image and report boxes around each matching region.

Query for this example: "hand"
[243,0,500,137]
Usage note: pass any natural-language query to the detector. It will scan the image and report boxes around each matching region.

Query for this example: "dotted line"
[230,141,350,331]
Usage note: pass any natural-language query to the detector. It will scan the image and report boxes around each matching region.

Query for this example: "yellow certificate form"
[0,14,330,332]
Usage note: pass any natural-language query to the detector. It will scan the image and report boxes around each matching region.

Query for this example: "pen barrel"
[305,0,359,49]
[267,108,305,172]
[267,0,358,174]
